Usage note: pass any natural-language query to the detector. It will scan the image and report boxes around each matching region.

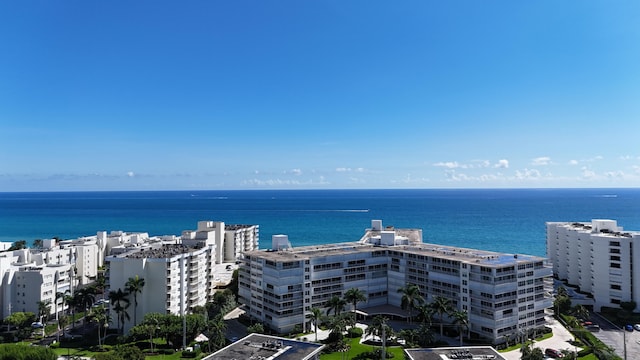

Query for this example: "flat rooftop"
[123,245,198,259]
[245,227,546,267]
[205,333,324,360]
[405,346,505,360]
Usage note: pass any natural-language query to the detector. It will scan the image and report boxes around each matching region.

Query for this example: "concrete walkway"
[500,316,581,360]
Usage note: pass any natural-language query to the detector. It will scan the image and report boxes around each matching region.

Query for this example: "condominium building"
[546,219,640,311]
[107,244,214,333]
[1,244,75,320]
[105,220,258,333]
[239,220,553,344]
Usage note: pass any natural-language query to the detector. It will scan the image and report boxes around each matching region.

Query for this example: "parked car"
[31,322,44,329]
[545,348,564,358]
[586,324,600,332]
[625,324,634,331]
[634,324,640,331]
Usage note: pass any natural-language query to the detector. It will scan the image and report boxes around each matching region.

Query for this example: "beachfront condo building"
[239,220,553,344]
[105,220,259,333]
[547,219,640,312]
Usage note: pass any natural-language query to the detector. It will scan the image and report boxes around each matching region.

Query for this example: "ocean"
[1,188,639,258]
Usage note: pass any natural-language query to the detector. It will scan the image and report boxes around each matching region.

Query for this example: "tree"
[397,284,424,324]
[572,304,590,321]
[325,295,346,316]
[451,310,469,346]
[108,288,130,334]
[125,275,145,326]
[36,299,51,336]
[206,313,227,351]
[55,290,69,320]
[520,342,544,360]
[366,315,393,358]
[37,300,52,322]
[88,305,111,349]
[431,296,453,336]
[64,293,78,328]
[343,288,366,322]
[247,322,265,334]
[8,240,27,251]
[58,315,69,338]
[75,287,96,314]
[554,295,572,315]
[416,304,435,326]
[33,239,43,249]
[306,307,324,342]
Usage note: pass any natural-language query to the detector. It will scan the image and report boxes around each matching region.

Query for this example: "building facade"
[239,220,553,344]
[547,219,640,311]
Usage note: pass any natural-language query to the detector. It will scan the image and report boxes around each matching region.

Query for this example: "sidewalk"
[500,316,580,360]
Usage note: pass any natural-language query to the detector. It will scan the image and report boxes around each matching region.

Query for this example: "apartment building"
[105,220,258,333]
[1,242,76,320]
[239,220,553,344]
[546,219,640,311]
[107,243,214,333]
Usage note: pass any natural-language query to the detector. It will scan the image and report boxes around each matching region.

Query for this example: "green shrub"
[347,327,363,338]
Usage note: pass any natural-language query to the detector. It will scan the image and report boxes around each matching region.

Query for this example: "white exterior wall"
[240,240,552,343]
[547,220,640,312]
[106,245,214,333]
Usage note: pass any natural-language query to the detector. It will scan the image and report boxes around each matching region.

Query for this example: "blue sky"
[1,1,639,191]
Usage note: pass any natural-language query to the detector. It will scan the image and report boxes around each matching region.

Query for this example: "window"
[611,284,622,290]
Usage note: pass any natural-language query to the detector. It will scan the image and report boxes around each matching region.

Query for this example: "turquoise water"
[1,188,639,257]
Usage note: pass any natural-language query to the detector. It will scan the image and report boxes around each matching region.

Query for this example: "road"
[590,312,640,359]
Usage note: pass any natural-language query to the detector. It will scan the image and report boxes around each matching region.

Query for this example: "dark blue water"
[1,188,639,257]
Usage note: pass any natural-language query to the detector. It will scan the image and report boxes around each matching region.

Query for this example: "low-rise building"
[204,333,324,360]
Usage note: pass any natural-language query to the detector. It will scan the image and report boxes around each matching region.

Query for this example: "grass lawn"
[320,337,404,360]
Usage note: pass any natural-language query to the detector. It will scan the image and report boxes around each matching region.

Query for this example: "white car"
[31,322,44,328]
[634,324,640,331]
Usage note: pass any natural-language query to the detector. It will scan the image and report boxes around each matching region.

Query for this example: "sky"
[1,1,639,191]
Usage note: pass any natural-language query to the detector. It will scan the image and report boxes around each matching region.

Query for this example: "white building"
[239,220,553,344]
[106,243,215,333]
[547,219,640,311]
[0,246,74,320]
[105,220,258,333]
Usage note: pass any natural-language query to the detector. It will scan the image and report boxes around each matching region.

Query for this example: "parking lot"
[590,312,640,358]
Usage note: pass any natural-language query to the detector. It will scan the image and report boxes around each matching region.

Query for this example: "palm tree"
[416,304,434,326]
[366,315,393,358]
[397,284,424,323]
[125,275,145,326]
[325,295,346,316]
[451,310,469,346]
[36,300,51,336]
[572,304,590,321]
[89,305,110,349]
[75,287,96,325]
[306,307,324,342]
[343,288,366,322]
[205,313,227,352]
[55,291,69,320]
[108,288,131,334]
[64,293,78,328]
[431,296,453,336]
[58,315,69,338]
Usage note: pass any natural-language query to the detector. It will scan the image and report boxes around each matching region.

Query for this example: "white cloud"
[336,167,365,173]
[433,161,462,169]
[581,167,596,179]
[515,168,541,179]
[494,159,509,169]
[605,171,625,179]
[290,169,302,176]
[127,171,135,177]
[568,160,578,165]
[531,157,551,166]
